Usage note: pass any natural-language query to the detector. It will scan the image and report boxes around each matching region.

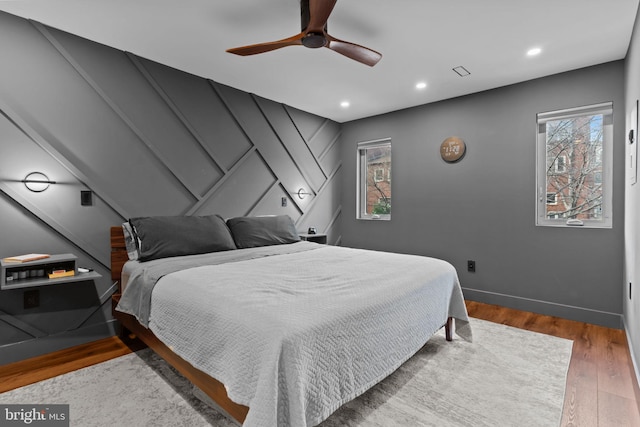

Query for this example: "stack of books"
[48,269,75,279]
[2,253,50,263]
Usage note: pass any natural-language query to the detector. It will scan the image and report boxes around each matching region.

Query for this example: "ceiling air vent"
[452,66,471,77]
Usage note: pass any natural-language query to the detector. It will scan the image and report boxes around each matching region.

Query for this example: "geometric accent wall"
[0,11,342,364]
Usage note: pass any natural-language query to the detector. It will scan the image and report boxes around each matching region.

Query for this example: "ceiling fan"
[226,0,382,67]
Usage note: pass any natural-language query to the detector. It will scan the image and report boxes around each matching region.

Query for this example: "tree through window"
[357,139,391,219]
[536,103,613,228]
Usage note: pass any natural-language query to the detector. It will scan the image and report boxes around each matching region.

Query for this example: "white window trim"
[357,138,391,221]
[535,102,613,228]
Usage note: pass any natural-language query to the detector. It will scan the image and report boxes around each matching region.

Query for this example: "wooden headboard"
[110,226,127,290]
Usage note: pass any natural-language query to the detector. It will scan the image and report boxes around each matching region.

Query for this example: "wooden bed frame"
[110,226,453,425]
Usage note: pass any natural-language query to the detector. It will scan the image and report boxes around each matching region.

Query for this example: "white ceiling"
[1,0,638,122]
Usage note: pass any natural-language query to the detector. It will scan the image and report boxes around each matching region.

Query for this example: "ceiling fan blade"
[227,33,304,56]
[326,36,382,66]
[307,0,337,32]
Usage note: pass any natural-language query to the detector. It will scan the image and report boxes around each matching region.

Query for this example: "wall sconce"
[22,172,56,192]
[297,188,313,199]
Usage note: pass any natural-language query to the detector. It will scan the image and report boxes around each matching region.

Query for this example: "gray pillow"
[129,215,236,261]
[227,215,300,249]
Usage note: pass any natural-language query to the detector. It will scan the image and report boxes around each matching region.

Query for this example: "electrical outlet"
[281,197,288,207]
[467,260,476,272]
[24,289,40,309]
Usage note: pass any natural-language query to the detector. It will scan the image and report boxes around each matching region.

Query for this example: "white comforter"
[117,242,471,427]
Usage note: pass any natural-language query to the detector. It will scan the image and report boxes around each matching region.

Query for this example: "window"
[555,156,567,173]
[357,138,391,220]
[536,102,613,228]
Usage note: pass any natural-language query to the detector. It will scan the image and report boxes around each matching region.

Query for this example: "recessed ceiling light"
[340,101,350,108]
[527,47,542,57]
[416,82,427,90]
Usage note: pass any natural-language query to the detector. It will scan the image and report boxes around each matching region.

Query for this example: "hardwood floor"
[1,301,639,426]
[0,333,145,394]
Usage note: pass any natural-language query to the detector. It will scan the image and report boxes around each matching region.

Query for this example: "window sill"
[535,221,612,229]
[357,215,391,221]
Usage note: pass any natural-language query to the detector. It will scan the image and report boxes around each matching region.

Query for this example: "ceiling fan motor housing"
[302,32,327,48]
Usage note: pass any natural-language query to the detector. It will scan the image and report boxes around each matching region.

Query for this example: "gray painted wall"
[0,11,342,364]
[624,8,640,384]
[341,61,626,329]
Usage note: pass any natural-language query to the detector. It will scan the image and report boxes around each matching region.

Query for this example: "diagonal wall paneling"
[137,57,253,173]
[0,11,342,363]
[193,150,278,219]
[213,86,317,208]
[43,25,222,200]
[256,97,327,193]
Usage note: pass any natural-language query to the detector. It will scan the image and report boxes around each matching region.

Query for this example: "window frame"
[356,138,392,221]
[535,102,613,228]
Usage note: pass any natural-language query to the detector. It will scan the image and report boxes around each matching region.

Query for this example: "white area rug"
[0,318,572,426]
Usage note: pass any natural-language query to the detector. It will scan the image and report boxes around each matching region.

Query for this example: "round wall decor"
[440,137,466,163]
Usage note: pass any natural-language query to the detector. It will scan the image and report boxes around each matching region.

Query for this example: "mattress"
[116,242,471,427]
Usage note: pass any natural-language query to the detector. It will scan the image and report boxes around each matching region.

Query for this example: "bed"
[110,214,472,427]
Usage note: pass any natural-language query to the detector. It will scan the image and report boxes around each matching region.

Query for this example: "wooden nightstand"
[299,233,327,244]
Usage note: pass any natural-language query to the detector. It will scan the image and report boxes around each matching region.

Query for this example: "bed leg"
[445,317,453,341]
